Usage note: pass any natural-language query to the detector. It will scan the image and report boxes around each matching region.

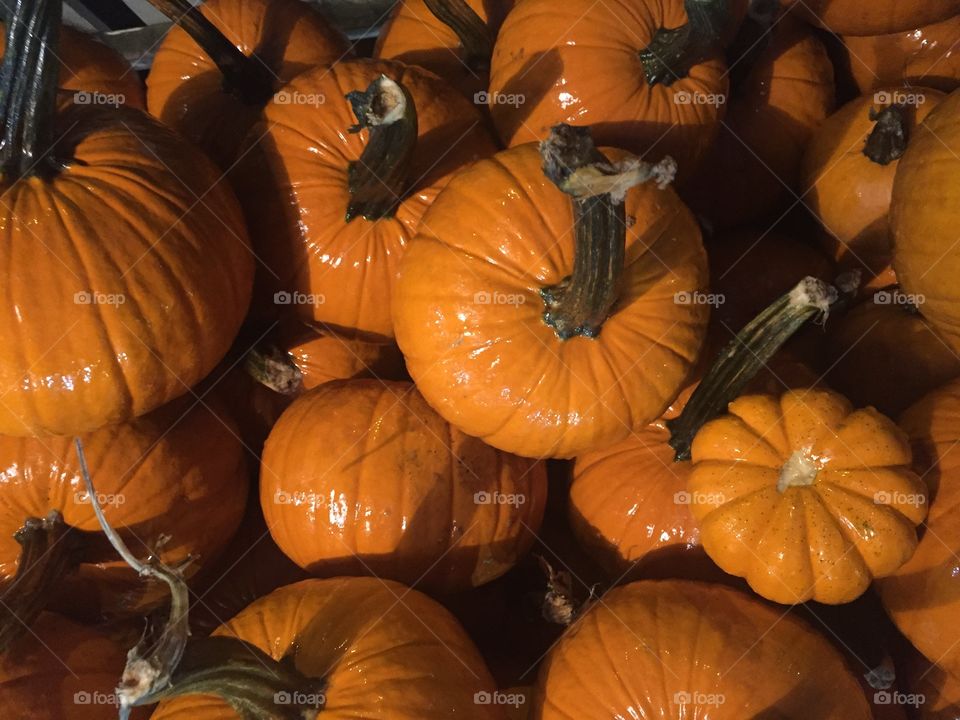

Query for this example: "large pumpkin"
[842,13,960,94]
[375,0,515,99]
[684,16,834,228]
[0,397,247,628]
[878,376,960,679]
[146,0,349,166]
[891,90,960,353]
[261,380,547,593]
[236,60,497,340]
[149,577,502,719]
[532,579,872,719]
[795,0,960,36]
[802,88,943,285]
[688,388,927,604]
[487,0,742,175]
[0,0,253,437]
[393,135,709,458]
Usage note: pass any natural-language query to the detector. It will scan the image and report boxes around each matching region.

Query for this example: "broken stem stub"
[864,104,908,166]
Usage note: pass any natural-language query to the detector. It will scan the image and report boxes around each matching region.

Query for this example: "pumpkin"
[794,0,960,36]
[802,88,943,286]
[393,127,709,458]
[375,0,515,99]
[0,612,130,720]
[261,380,547,593]
[146,0,349,167]
[235,62,497,340]
[842,14,960,94]
[890,90,960,353]
[486,0,744,175]
[822,296,960,418]
[877,376,960,680]
[148,577,502,719]
[0,396,246,634]
[0,0,253,437]
[688,387,927,604]
[901,649,960,719]
[684,15,834,228]
[532,579,872,719]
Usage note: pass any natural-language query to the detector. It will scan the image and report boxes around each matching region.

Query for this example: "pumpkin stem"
[423,0,493,72]
[0,0,67,179]
[345,74,418,222]
[539,123,677,340]
[0,511,83,651]
[863,104,908,165]
[147,0,275,106]
[666,273,859,460]
[639,0,732,86]
[245,345,304,395]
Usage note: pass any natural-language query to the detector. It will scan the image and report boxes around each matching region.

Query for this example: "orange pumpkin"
[794,0,960,36]
[375,0,516,99]
[261,380,547,593]
[688,388,927,604]
[393,132,709,458]
[802,88,943,286]
[684,16,834,228]
[900,649,960,719]
[149,578,501,719]
[891,90,960,353]
[842,14,960,94]
[147,0,349,167]
[533,579,872,719]
[487,0,740,175]
[0,612,130,720]
[878,377,960,680]
[0,0,253,437]
[236,61,497,340]
[822,296,960,418]
[0,397,246,629]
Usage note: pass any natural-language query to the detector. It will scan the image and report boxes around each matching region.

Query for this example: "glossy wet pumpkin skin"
[533,579,872,719]
[487,0,730,176]
[891,90,960,354]
[802,88,943,283]
[261,380,547,593]
[282,323,405,390]
[151,578,502,720]
[237,58,497,341]
[0,613,130,720]
[842,14,960,94]
[685,18,834,229]
[393,143,709,459]
[0,398,247,620]
[878,377,960,679]
[795,0,960,36]
[375,0,515,99]
[0,106,253,437]
[689,388,926,604]
[147,0,349,167]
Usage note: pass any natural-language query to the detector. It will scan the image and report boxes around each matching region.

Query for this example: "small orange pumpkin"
[689,388,927,604]
[236,62,497,340]
[802,88,943,285]
[146,0,349,167]
[261,380,547,593]
[533,579,872,719]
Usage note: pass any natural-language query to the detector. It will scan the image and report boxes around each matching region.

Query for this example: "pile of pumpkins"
[2,0,960,717]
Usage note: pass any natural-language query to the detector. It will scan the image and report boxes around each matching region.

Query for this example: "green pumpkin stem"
[245,345,304,396]
[667,274,859,461]
[0,511,83,651]
[147,0,275,105]
[863,104,908,166]
[423,0,493,72]
[640,0,732,86]
[345,75,418,222]
[0,0,66,179]
[539,123,677,340]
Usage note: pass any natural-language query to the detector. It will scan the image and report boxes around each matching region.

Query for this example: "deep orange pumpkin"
[533,579,872,719]
[235,59,497,340]
[146,0,349,167]
[261,380,547,593]
[794,0,960,36]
